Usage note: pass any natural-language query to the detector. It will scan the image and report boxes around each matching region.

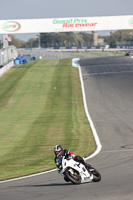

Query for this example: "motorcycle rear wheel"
[64,168,81,184]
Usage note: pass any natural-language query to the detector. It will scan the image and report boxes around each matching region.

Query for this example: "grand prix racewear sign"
[53,18,97,28]
[0,15,133,34]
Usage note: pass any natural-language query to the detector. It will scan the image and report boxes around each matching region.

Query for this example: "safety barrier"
[0,61,14,77]
[14,55,35,65]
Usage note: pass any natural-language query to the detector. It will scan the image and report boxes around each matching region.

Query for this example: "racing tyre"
[90,168,101,182]
[64,168,81,184]
[64,176,70,182]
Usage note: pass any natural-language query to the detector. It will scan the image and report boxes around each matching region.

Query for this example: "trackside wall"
[0,61,14,77]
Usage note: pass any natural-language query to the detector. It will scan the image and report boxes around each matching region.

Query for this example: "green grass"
[0,59,96,181]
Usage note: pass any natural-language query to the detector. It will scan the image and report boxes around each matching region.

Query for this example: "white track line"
[78,66,102,160]
[0,61,102,184]
[0,169,56,184]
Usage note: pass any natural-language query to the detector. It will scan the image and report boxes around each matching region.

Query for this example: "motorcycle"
[55,155,101,184]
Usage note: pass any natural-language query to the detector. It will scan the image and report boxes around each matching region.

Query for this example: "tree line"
[1,30,133,49]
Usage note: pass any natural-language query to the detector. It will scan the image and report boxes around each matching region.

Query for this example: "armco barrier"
[0,61,14,77]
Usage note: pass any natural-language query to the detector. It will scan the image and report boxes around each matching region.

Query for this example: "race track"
[0,56,133,200]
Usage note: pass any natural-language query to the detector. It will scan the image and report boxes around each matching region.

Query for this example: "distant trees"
[1,30,132,49]
[24,38,38,48]
[40,32,93,48]
[9,35,25,48]
[40,30,133,48]
[104,30,133,47]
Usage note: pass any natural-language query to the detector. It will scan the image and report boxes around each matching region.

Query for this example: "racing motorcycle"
[55,155,101,184]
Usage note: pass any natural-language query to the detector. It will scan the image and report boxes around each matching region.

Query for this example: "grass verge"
[0,59,96,181]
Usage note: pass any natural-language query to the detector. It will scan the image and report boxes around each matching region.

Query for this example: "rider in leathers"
[54,145,91,182]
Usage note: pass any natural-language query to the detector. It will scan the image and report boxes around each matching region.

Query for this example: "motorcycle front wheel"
[91,168,101,182]
[64,168,81,184]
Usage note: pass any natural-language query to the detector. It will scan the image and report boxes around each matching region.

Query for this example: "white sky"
[0,0,133,41]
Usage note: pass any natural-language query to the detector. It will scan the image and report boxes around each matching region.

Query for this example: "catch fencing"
[18,48,126,60]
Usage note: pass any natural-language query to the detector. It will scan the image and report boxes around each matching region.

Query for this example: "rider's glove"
[67,155,72,160]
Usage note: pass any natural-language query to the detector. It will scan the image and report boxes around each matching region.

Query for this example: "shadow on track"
[32,183,73,187]
[12,183,75,188]
[13,182,94,188]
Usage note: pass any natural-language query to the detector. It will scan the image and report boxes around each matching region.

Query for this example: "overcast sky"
[0,0,133,41]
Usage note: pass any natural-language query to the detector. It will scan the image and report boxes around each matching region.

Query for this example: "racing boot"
[85,163,93,171]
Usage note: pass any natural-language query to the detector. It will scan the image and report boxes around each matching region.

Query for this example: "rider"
[54,144,92,180]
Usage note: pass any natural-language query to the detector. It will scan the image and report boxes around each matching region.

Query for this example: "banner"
[0,15,133,34]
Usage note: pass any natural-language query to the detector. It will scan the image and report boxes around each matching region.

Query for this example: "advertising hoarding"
[0,15,133,34]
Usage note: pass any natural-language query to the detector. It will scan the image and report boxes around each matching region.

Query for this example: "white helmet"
[54,145,63,157]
